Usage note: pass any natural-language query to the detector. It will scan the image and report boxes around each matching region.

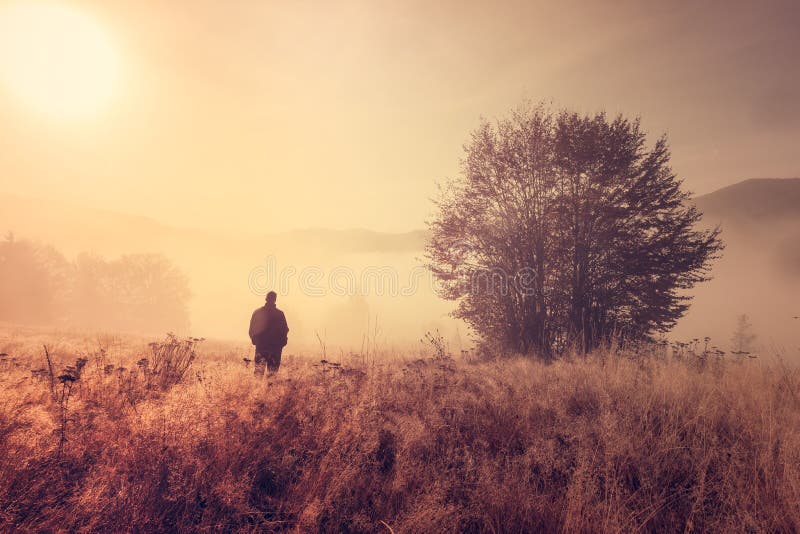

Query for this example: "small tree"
[426,104,723,357]
[730,314,757,354]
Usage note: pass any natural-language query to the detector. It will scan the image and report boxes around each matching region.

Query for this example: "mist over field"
[677,178,800,355]
[2,178,798,357]
[0,192,459,349]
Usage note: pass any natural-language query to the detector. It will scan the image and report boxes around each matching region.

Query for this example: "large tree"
[426,105,723,357]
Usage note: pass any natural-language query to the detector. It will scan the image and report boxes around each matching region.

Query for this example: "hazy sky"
[1,0,798,233]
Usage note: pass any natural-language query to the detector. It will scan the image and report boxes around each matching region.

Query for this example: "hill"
[4,178,798,261]
[0,193,426,258]
[694,177,800,224]
[677,178,800,351]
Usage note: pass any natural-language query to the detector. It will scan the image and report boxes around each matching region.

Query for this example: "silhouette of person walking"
[249,291,289,377]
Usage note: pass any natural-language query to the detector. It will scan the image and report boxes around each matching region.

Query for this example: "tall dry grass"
[0,329,798,532]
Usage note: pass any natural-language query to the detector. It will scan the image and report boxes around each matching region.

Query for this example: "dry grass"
[0,329,798,533]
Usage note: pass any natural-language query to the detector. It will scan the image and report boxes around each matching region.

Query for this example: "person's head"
[265,291,277,306]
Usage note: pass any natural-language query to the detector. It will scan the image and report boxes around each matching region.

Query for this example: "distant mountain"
[676,178,800,351]
[692,177,800,275]
[0,192,427,257]
[4,178,799,258]
[694,178,800,224]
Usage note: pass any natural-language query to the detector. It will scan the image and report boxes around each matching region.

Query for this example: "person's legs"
[266,348,283,375]
[253,349,267,377]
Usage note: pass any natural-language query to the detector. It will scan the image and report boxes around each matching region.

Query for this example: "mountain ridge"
[694,177,800,223]
[2,177,799,256]
[0,192,427,256]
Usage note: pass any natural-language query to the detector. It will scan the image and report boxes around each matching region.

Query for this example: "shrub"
[146,334,203,390]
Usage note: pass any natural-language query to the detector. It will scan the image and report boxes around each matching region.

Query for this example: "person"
[249,291,289,377]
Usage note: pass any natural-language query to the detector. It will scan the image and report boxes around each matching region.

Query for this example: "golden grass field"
[0,325,798,533]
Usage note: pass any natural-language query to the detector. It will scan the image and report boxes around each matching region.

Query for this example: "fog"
[0,193,464,353]
[675,216,800,358]
[1,184,798,360]
[188,248,464,353]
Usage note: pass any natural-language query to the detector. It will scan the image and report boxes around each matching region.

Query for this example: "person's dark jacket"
[249,304,289,350]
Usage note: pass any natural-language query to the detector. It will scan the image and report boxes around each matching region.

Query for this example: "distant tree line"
[0,233,191,333]
[426,104,723,358]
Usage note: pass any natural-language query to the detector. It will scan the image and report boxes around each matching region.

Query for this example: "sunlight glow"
[0,1,120,120]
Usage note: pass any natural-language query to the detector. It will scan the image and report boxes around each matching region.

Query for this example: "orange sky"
[1,0,798,233]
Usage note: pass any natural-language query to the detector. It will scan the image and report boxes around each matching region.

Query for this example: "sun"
[0,1,120,120]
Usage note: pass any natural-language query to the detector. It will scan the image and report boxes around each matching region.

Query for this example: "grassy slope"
[0,330,798,533]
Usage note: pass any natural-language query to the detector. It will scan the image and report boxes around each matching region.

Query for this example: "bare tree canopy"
[426,104,724,357]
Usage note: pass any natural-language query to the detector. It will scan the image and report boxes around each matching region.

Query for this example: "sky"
[1,0,799,234]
